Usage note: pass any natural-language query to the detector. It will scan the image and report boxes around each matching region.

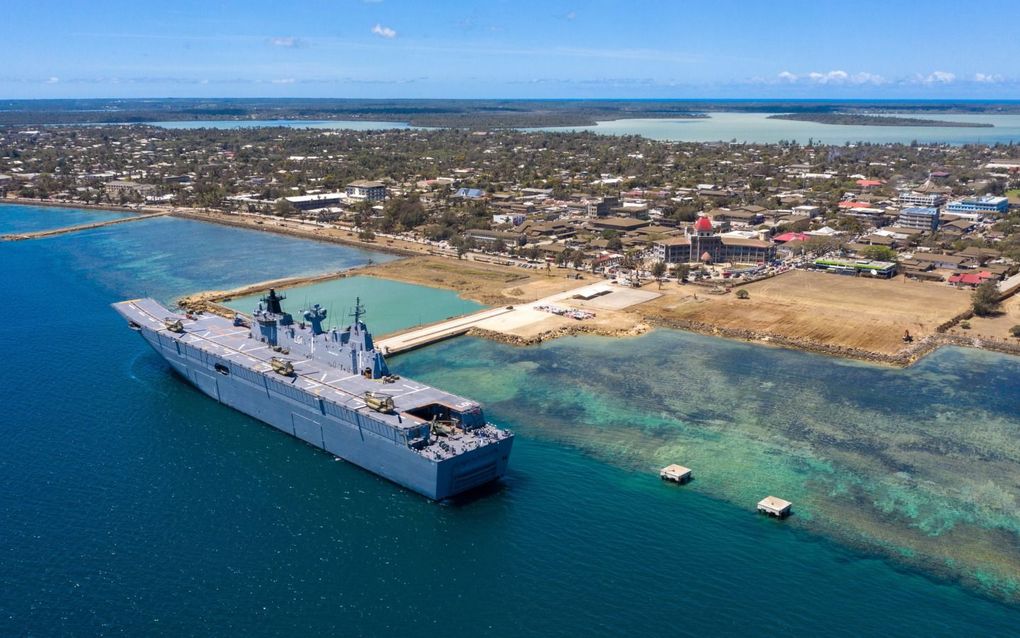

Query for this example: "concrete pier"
[2,211,168,241]
[376,307,515,355]
[660,464,692,484]
[757,496,793,518]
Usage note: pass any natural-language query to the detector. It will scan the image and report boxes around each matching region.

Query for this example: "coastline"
[169,208,423,257]
[767,113,995,128]
[9,198,1019,366]
[2,197,148,214]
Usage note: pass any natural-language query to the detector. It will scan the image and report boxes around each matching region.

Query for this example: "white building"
[345,180,387,201]
[493,213,526,226]
[898,191,947,208]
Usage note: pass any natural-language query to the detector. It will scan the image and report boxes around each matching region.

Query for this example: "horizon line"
[5,96,1020,103]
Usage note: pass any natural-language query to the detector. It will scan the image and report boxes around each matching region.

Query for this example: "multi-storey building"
[345,180,387,202]
[946,196,1008,215]
[896,206,940,231]
[898,191,947,208]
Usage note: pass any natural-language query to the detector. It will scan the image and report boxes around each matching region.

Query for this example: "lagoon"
[148,119,418,131]
[0,203,132,235]
[225,275,484,337]
[538,112,1020,145]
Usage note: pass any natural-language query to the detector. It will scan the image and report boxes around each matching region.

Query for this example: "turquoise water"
[395,333,1020,602]
[0,203,131,234]
[3,208,1020,635]
[225,275,484,336]
[148,119,417,131]
[43,214,397,304]
[151,112,1020,144]
[539,112,1020,145]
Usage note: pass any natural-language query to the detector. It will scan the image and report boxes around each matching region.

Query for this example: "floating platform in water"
[757,496,792,518]
[660,464,692,484]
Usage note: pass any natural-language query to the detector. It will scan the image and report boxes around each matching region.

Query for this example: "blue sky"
[4,0,1020,99]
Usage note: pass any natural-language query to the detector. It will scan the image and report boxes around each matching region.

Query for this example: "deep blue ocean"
[3,206,1020,636]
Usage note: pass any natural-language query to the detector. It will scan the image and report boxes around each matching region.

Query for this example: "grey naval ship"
[114,290,513,500]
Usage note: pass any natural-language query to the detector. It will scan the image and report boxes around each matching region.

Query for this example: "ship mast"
[351,297,366,327]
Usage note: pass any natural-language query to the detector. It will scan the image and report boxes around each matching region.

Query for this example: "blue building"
[896,206,940,231]
[453,188,486,199]
[945,196,1008,215]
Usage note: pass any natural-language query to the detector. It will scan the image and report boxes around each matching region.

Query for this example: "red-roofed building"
[947,272,994,287]
[838,200,877,209]
[856,179,884,188]
[774,231,811,243]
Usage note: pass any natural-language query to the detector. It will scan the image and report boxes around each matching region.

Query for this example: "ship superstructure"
[114,290,513,500]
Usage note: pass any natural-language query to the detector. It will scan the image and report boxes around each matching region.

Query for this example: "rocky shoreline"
[469,314,1020,367]
[466,320,651,348]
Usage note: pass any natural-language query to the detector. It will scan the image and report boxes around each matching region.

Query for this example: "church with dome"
[652,214,776,265]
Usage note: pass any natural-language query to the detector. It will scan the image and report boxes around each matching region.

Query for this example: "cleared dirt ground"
[354,256,598,305]
[951,295,1020,343]
[639,270,973,355]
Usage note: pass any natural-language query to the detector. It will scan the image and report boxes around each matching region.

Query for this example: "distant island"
[0,99,708,129]
[768,113,994,128]
[5,98,1020,129]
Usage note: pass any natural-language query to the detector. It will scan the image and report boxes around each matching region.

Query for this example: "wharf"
[2,211,168,241]
[181,280,657,358]
[376,282,659,355]
[376,307,515,355]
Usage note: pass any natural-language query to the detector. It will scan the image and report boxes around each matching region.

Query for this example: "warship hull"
[116,300,513,500]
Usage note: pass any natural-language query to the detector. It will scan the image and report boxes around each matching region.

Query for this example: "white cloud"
[849,72,885,85]
[565,11,577,20]
[269,36,302,48]
[45,76,59,84]
[974,72,1002,83]
[271,78,296,84]
[775,70,885,85]
[371,23,397,39]
[808,70,849,84]
[918,70,956,84]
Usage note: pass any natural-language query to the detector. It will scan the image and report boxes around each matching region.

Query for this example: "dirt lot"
[639,270,973,355]
[354,256,599,305]
[950,295,1020,343]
